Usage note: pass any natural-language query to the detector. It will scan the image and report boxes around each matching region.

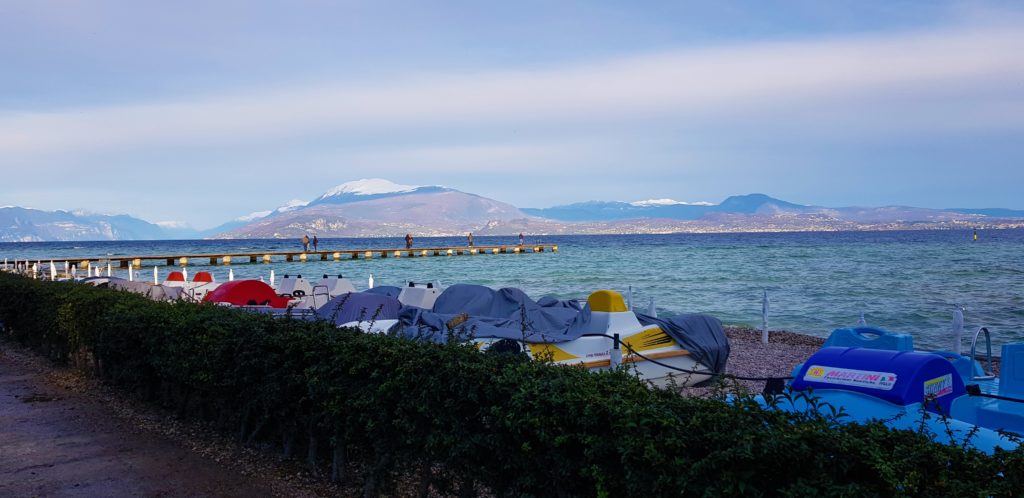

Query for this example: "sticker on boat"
[803,365,897,391]
[923,374,954,398]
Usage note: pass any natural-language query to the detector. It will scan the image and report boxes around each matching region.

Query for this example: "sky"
[2,1,1023,229]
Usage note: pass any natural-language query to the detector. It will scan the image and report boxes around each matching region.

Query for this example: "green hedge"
[1,273,1021,496]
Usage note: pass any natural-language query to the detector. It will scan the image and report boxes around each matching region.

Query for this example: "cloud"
[2,24,1022,155]
[334,142,607,172]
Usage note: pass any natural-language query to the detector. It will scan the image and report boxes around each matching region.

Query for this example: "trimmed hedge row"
[1,272,1021,496]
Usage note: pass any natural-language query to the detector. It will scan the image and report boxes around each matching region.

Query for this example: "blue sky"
[2,1,1023,228]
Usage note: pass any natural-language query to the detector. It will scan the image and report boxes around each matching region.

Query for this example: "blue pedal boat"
[759,326,1024,454]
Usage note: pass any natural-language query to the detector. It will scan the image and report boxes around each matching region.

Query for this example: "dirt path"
[0,349,279,498]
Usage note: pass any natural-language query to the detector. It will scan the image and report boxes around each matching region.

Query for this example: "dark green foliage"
[1,273,1021,496]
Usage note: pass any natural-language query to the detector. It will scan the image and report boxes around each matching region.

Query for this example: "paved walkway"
[0,350,276,497]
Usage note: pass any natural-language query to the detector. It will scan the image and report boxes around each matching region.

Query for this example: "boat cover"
[396,284,590,343]
[316,292,403,326]
[103,278,185,301]
[634,312,729,375]
[364,286,402,298]
[204,280,290,308]
[395,284,728,374]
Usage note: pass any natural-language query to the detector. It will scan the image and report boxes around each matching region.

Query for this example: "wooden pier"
[30,244,558,269]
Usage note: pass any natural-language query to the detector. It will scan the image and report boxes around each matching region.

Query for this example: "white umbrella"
[228,268,234,281]
[107,263,112,277]
[71,265,77,279]
[31,263,37,279]
[128,262,134,282]
[182,268,188,282]
[951,306,965,355]
[368,273,374,289]
[154,266,159,285]
[50,260,57,280]
[761,289,770,344]
[270,269,275,287]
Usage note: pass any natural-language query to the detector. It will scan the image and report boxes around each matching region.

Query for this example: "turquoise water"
[3,230,1022,350]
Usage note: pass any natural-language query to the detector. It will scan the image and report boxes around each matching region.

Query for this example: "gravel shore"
[676,326,825,396]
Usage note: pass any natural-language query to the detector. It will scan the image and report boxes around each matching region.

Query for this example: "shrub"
[1,273,1020,496]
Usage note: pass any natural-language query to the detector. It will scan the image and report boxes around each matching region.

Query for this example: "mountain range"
[3,179,1023,241]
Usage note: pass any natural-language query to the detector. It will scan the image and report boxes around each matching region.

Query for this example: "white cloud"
[334,142,606,172]
[1,24,1022,155]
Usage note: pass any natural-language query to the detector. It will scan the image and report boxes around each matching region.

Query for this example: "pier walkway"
[9,244,558,269]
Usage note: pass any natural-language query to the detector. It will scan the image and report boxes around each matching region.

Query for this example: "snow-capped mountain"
[318,179,419,198]
[629,198,714,207]
[215,179,527,238]
[523,194,815,221]
[308,179,452,207]
[5,180,1023,241]
[0,207,193,242]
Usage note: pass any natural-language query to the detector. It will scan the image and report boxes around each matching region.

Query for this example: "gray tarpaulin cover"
[102,277,185,301]
[395,284,728,374]
[364,286,401,298]
[315,292,402,325]
[635,313,729,375]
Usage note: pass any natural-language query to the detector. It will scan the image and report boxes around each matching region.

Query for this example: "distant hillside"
[215,179,533,238]
[0,207,196,242]
[948,208,1024,218]
[5,180,1023,242]
[522,194,816,221]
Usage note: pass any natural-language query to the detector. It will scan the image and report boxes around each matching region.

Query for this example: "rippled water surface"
[3,230,1023,350]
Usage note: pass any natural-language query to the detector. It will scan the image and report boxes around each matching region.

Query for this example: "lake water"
[3,229,1022,351]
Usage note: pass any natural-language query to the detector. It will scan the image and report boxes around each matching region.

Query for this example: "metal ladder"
[969,326,997,381]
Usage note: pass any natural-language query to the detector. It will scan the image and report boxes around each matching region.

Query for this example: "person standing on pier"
[302,234,310,252]
[467,232,474,247]
[518,232,524,246]
[405,233,413,249]
[312,235,319,251]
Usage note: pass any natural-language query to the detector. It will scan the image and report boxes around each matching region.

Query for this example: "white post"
[761,289,769,344]
[952,305,965,355]
[182,268,188,282]
[31,263,37,279]
[228,268,234,281]
[128,262,134,281]
[610,334,622,368]
[154,266,159,285]
[71,265,77,279]
[50,261,57,281]
[368,273,374,289]
[270,269,275,287]
[106,263,112,277]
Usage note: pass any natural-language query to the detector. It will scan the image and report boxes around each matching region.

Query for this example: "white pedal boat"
[362,289,714,387]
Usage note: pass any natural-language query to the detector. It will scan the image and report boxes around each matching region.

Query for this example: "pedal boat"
[756,326,1024,454]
